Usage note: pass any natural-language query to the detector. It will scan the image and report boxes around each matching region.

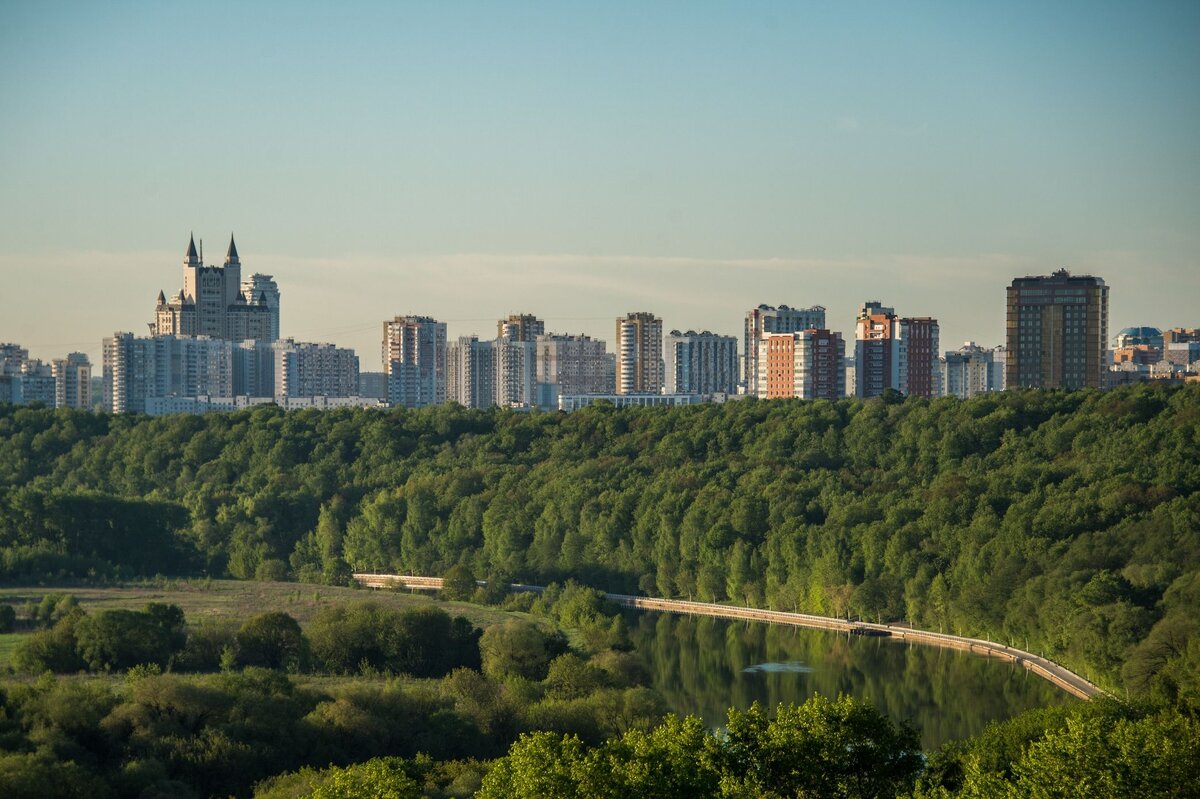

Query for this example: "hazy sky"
[2,1,1197,367]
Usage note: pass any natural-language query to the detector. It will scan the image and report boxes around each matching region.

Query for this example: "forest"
[1,383,1198,700]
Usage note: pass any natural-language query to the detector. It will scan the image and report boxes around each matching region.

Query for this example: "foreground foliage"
[254,696,1200,799]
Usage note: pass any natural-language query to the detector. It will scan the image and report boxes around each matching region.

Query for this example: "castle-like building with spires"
[152,234,280,342]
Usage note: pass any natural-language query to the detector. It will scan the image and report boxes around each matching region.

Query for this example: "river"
[628,611,1074,750]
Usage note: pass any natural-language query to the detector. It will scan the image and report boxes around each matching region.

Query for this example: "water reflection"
[629,612,1074,750]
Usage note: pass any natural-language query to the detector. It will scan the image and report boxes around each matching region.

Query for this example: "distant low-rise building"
[559,393,701,412]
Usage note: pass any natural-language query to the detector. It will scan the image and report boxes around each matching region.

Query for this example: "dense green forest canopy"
[1,384,1198,697]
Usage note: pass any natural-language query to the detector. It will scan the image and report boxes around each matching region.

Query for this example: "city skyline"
[2,3,1198,365]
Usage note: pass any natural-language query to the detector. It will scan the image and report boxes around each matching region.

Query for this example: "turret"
[185,233,199,266]
[225,234,240,266]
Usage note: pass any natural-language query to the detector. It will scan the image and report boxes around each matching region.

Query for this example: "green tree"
[722,696,922,799]
[441,563,477,601]
[479,620,560,681]
[235,612,307,671]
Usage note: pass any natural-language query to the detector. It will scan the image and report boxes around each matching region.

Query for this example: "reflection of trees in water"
[629,612,1073,750]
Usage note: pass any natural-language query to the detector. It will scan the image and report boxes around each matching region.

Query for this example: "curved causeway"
[353,573,1103,701]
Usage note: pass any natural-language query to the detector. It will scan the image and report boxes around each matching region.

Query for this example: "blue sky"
[2,1,1197,365]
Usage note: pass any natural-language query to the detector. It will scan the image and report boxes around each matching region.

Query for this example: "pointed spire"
[225,233,240,265]
[157,289,166,305]
[186,233,198,260]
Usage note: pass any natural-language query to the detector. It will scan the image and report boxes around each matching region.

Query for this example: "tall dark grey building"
[1006,269,1108,389]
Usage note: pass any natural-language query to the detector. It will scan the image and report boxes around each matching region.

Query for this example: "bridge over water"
[353,572,1103,701]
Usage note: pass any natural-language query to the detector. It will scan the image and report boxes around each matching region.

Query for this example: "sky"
[2,1,1197,368]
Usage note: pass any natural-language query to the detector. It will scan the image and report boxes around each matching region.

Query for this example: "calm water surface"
[629,612,1073,750]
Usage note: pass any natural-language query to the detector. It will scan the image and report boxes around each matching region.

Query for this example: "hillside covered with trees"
[1,384,1198,696]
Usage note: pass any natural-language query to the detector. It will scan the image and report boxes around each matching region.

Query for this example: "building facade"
[383,315,447,408]
[1006,270,1109,389]
[52,353,92,409]
[615,312,663,395]
[152,235,276,343]
[665,330,739,395]
[273,340,359,400]
[854,302,940,398]
[534,334,613,409]
[495,338,536,407]
[743,305,826,394]
[558,393,701,412]
[240,273,282,341]
[756,330,845,400]
[941,342,994,399]
[497,313,545,343]
[1,343,28,376]
[103,333,236,413]
[447,336,497,409]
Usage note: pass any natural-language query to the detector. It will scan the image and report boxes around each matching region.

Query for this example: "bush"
[235,612,307,671]
[441,564,477,601]
[73,604,186,671]
[0,604,15,634]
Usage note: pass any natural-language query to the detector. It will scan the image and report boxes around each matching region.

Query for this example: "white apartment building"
[383,315,447,408]
[273,340,359,400]
[616,312,663,395]
[52,353,92,409]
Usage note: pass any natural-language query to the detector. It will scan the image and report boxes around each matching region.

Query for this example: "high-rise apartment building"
[8,361,57,406]
[241,273,282,341]
[52,353,92,409]
[103,333,235,413]
[446,335,536,409]
[497,314,545,343]
[152,235,276,342]
[534,334,612,408]
[448,336,497,409]
[941,342,994,399]
[756,329,845,400]
[382,315,447,408]
[665,330,739,395]
[615,312,663,395]
[854,302,940,398]
[990,346,1008,391]
[1006,270,1109,389]
[495,338,536,407]
[1,343,28,376]
[902,317,939,398]
[273,340,359,400]
[743,305,826,394]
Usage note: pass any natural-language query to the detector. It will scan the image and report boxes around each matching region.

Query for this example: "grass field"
[0,579,526,667]
[0,633,23,668]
